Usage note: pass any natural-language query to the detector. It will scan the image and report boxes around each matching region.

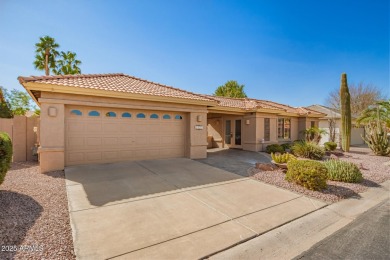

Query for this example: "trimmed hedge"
[0,132,12,185]
[286,160,327,190]
[323,160,363,183]
[324,141,337,151]
[266,144,284,154]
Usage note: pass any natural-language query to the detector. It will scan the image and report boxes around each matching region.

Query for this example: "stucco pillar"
[242,114,258,151]
[187,112,207,159]
[38,103,65,173]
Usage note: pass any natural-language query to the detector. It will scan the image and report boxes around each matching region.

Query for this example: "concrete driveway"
[196,148,271,176]
[65,158,326,259]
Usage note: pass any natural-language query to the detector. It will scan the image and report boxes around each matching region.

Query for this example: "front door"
[224,119,242,148]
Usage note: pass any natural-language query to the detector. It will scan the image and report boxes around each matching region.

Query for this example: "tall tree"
[214,80,247,98]
[0,87,13,118]
[340,73,351,152]
[53,51,82,75]
[33,36,60,75]
[326,82,385,116]
[1,87,36,116]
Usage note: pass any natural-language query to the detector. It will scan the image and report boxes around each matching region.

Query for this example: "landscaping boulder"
[255,163,278,171]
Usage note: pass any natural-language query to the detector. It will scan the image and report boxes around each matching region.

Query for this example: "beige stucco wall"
[187,112,208,159]
[39,103,65,173]
[207,117,223,148]
[0,116,39,162]
[38,91,208,172]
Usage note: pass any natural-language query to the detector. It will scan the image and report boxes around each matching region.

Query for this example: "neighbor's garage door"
[65,106,186,166]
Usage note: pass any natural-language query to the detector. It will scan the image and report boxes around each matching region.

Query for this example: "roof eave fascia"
[20,83,41,107]
[23,82,216,107]
[208,106,247,115]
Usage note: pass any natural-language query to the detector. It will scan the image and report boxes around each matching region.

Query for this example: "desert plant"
[271,152,297,164]
[0,132,13,185]
[266,144,284,154]
[286,160,328,190]
[291,141,325,160]
[324,141,337,151]
[340,73,351,152]
[302,127,327,144]
[323,160,363,183]
[362,121,390,156]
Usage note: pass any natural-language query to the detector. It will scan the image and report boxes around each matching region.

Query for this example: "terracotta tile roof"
[206,95,324,116]
[18,73,213,102]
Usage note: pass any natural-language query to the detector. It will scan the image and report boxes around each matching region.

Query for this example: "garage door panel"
[65,106,186,166]
[86,123,102,132]
[86,152,102,161]
[68,137,85,148]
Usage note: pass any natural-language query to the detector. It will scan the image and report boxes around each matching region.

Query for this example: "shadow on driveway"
[195,148,271,177]
[65,158,243,207]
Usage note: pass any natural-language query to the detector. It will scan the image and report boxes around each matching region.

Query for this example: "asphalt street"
[294,199,390,260]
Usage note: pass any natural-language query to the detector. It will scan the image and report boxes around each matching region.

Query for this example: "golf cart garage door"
[65,106,186,166]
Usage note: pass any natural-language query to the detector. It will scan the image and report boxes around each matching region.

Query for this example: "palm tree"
[302,127,328,144]
[214,80,247,98]
[357,100,390,128]
[53,51,82,75]
[34,36,60,75]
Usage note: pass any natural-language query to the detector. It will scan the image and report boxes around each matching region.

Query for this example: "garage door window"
[122,112,131,118]
[71,109,82,116]
[106,112,116,117]
[163,114,171,119]
[137,113,146,119]
[88,111,100,117]
[175,115,183,120]
[150,114,159,119]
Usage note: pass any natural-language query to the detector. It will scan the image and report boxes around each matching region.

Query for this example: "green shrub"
[266,144,284,154]
[324,141,337,151]
[286,160,328,190]
[271,152,296,163]
[323,160,363,183]
[292,141,325,160]
[281,143,292,151]
[0,132,13,185]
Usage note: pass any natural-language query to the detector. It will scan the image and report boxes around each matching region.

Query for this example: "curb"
[210,180,390,260]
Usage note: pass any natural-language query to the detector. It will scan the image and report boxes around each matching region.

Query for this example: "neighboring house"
[18,73,324,173]
[307,104,365,147]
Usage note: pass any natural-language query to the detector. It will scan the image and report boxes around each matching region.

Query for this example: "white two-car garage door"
[65,106,186,166]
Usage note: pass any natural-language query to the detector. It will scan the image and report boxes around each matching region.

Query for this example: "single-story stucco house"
[306,104,365,146]
[18,73,325,173]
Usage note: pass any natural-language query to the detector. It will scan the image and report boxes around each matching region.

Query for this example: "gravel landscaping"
[250,147,390,203]
[0,162,75,260]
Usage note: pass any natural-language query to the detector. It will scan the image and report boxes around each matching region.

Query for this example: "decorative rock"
[256,163,278,171]
[330,154,339,160]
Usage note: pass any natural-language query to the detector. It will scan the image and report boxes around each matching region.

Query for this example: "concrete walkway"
[65,158,325,259]
[210,180,390,260]
[196,148,271,176]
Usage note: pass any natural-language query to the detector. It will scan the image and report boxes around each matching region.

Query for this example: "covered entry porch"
[207,112,247,150]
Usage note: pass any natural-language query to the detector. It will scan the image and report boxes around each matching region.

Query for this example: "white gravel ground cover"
[251,147,390,203]
[0,162,75,260]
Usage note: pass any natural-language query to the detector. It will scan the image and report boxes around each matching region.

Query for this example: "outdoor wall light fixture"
[197,115,202,122]
[246,119,250,125]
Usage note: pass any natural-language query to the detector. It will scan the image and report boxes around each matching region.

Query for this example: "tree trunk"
[45,48,50,76]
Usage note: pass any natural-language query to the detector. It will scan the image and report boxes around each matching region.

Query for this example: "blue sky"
[0,0,388,107]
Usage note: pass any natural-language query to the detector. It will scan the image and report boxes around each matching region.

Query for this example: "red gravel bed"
[0,162,75,260]
[251,147,390,203]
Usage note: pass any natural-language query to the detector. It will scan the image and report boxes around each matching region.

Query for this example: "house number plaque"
[195,125,204,130]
